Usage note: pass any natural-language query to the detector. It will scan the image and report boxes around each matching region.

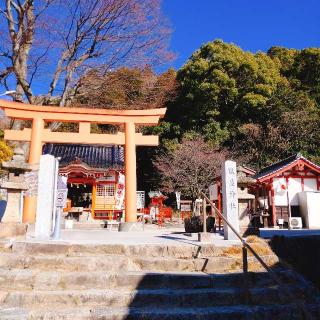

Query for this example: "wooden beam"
[0,99,166,125]
[4,109,161,125]
[4,128,32,141]
[4,129,159,146]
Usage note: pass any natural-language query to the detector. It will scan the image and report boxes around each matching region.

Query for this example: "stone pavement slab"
[24,225,241,247]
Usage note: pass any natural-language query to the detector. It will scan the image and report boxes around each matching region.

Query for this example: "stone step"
[0,251,278,273]
[10,241,224,258]
[0,239,14,253]
[2,303,319,320]
[0,253,131,272]
[0,285,308,310]
[0,269,297,291]
[0,252,233,273]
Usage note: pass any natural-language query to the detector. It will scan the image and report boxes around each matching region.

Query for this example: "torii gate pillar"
[23,117,45,222]
[124,122,137,223]
[29,118,44,164]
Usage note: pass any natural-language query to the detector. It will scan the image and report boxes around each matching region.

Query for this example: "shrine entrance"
[0,99,165,229]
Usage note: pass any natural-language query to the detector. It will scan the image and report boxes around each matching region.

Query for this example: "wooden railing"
[200,192,314,320]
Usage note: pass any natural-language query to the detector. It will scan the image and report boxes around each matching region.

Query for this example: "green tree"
[168,40,284,146]
[268,46,320,106]
[291,48,320,105]
[164,40,320,169]
[267,46,298,74]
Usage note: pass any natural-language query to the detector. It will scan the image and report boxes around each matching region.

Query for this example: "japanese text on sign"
[222,160,240,240]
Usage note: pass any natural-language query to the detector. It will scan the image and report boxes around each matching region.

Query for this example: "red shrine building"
[211,154,320,231]
[43,144,125,220]
[253,154,320,228]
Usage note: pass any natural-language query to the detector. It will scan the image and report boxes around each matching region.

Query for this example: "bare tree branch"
[0,0,172,110]
[154,137,227,200]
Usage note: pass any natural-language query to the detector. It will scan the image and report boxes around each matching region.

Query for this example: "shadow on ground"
[108,237,320,320]
[270,235,320,290]
[113,264,320,320]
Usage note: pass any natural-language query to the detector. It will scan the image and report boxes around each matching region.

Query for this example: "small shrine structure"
[253,153,320,228]
[0,99,166,230]
[146,191,172,224]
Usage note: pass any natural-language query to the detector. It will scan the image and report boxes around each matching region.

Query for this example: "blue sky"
[1,0,319,96]
[163,0,320,70]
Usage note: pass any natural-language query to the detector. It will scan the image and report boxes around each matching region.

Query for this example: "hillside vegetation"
[159,40,320,169]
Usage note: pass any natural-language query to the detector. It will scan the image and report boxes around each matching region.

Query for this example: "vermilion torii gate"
[0,99,166,228]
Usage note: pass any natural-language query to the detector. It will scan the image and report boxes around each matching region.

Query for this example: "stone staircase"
[0,240,319,319]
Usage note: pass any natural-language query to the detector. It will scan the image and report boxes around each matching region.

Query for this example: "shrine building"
[253,153,320,228]
[43,143,124,220]
[210,154,320,232]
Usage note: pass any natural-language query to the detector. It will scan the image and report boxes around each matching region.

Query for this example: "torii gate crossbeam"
[0,99,166,229]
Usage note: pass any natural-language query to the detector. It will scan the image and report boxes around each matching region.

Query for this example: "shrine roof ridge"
[42,143,124,169]
[253,153,320,181]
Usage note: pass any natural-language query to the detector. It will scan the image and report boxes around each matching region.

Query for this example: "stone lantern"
[0,148,32,237]
[237,166,256,235]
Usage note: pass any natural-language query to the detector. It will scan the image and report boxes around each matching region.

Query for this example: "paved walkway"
[25,224,241,247]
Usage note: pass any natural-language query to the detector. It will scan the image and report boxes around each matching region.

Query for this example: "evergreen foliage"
[161,40,320,169]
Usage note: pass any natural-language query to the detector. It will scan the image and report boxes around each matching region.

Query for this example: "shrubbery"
[0,141,13,163]
[184,216,215,233]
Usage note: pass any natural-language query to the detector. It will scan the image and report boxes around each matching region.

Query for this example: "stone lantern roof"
[1,147,33,172]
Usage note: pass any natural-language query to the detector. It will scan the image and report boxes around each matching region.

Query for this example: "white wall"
[273,177,318,206]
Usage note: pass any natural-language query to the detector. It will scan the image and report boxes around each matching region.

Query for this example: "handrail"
[200,192,272,271]
[200,191,314,320]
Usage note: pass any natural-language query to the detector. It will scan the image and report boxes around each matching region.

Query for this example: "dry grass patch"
[222,246,242,257]
[222,236,273,257]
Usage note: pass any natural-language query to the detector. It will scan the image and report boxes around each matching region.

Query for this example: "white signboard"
[222,160,240,240]
[56,176,68,208]
[56,189,68,208]
[115,172,125,210]
[175,191,181,209]
[136,191,145,209]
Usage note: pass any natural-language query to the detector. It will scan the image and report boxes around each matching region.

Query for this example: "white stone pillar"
[222,160,240,240]
[35,155,57,239]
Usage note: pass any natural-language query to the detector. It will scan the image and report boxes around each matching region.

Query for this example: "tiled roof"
[253,153,320,180]
[42,144,124,169]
